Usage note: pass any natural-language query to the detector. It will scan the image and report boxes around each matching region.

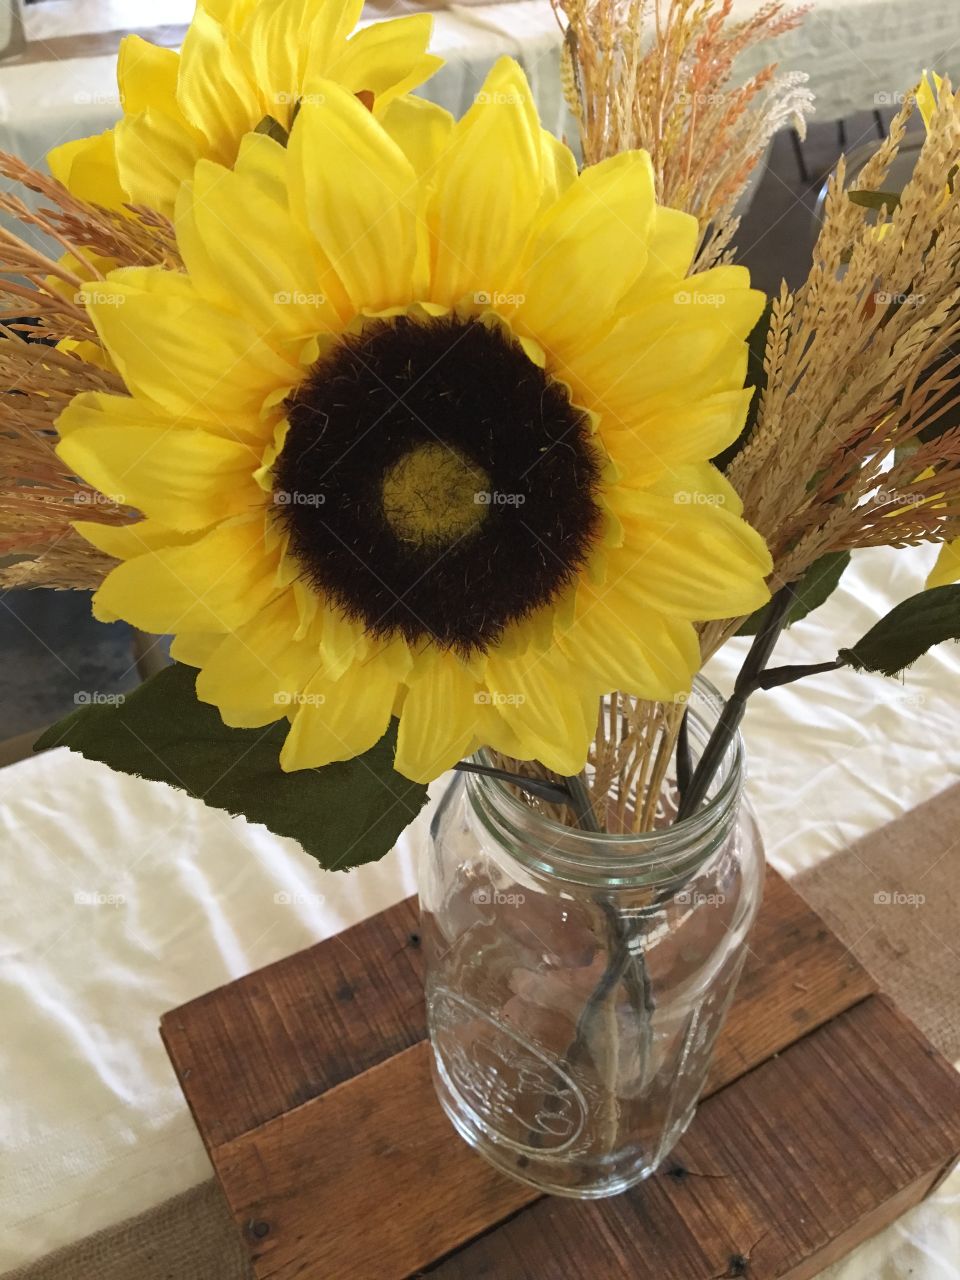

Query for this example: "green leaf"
[713,300,771,475]
[839,585,960,676]
[847,188,902,212]
[35,664,428,872]
[738,551,851,637]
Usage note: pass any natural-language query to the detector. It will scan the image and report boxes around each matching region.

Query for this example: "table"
[160,872,960,1279]
[1,544,959,1277]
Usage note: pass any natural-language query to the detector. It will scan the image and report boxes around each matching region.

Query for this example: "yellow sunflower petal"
[82,268,300,431]
[624,205,699,294]
[56,337,115,374]
[645,265,761,319]
[640,461,746,517]
[176,5,260,161]
[428,56,544,305]
[176,143,345,341]
[47,131,126,209]
[378,94,454,176]
[169,630,225,667]
[324,14,442,113]
[239,0,341,114]
[117,33,180,115]
[114,107,204,215]
[927,537,960,588]
[92,516,280,633]
[204,0,259,29]
[276,0,364,80]
[916,70,944,132]
[57,389,182,439]
[569,292,762,423]
[287,84,420,310]
[196,592,321,727]
[613,492,772,620]
[515,151,656,353]
[73,518,201,560]
[57,408,262,532]
[395,652,479,781]
[316,604,368,678]
[539,130,579,207]
[604,388,754,481]
[483,649,596,775]
[279,655,399,771]
[559,590,700,701]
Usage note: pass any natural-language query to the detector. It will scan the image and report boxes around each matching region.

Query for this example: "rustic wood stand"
[161,869,960,1279]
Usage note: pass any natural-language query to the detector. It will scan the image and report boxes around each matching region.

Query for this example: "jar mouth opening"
[466,676,743,882]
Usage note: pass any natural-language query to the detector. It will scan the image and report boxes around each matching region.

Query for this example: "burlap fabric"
[7,1180,252,1280]
[795,781,960,1065]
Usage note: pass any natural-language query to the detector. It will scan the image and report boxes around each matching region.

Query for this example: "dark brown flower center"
[273,313,604,653]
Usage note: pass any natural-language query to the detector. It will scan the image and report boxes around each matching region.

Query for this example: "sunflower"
[928,539,960,588]
[47,0,440,218]
[56,57,771,784]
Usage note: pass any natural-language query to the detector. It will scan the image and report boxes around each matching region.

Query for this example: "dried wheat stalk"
[551,0,813,267]
[576,78,960,829]
[717,81,960,643]
[0,160,179,587]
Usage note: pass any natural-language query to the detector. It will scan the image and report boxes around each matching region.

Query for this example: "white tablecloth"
[1,543,959,1275]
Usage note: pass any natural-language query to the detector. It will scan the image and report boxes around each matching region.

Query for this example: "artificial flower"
[916,69,944,131]
[56,57,771,784]
[927,539,960,588]
[47,0,441,218]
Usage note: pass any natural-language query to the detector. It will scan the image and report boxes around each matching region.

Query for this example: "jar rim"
[465,675,744,886]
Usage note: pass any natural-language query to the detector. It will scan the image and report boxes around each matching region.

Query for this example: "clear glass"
[419,678,764,1199]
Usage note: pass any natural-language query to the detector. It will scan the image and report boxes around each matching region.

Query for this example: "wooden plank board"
[428,996,960,1280]
[215,1041,539,1278]
[174,996,960,1280]
[162,896,424,1149]
[158,871,960,1279]
[160,869,874,1152]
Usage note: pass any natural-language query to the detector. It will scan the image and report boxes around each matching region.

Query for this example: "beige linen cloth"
[9,783,959,1280]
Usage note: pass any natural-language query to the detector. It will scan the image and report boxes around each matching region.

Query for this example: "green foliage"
[738,551,850,637]
[839,586,960,677]
[35,664,429,872]
[846,188,902,212]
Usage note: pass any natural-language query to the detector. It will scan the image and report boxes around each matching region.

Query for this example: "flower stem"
[562,771,603,832]
[550,771,655,1162]
[453,760,572,807]
[677,585,795,822]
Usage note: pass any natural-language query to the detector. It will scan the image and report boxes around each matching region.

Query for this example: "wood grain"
[161,896,425,1149]
[160,870,875,1152]
[428,996,960,1280]
[705,865,874,1091]
[159,873,960,1278]
[215,1041,540,1278]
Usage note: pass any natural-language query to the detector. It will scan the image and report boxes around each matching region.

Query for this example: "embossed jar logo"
[431,990,587,1154]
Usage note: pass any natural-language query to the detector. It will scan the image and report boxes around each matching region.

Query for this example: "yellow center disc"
[381,442,490,547]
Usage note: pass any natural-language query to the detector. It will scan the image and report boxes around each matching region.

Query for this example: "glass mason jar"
[419,678,764,1199]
